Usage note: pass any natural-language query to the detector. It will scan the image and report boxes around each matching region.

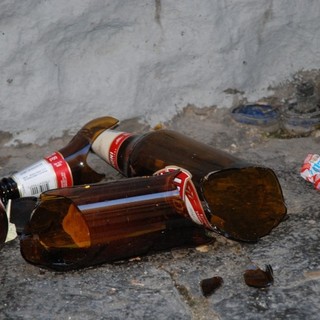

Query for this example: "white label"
[92,130,132,170]
[92,130,124,163]
[12,151,73,198]
[12,159,58,197]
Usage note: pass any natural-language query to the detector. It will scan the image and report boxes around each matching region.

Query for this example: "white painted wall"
[1,0,320,145]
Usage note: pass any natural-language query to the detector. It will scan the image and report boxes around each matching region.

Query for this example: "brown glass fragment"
[244,264,274,288]
[200,276,223,297]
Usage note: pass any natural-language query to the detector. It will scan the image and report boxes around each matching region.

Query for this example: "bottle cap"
[231,103,280,131]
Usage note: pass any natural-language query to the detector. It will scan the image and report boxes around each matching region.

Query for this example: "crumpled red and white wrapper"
[300,154,320,190]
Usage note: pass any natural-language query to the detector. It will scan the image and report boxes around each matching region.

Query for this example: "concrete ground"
[1,106,320,320]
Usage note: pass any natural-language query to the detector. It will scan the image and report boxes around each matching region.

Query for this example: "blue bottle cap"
[231,104,280,127]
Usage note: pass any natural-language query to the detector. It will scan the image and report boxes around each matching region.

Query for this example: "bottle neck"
[91,130,140,176]
[0,177,20,206]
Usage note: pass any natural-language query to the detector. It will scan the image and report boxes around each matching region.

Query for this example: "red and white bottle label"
[301,153,320,189]
[91,130,132,171]
[154,165,213,230]
[12,151,73,197]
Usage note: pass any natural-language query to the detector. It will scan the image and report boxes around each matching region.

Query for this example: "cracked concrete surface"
[1,105,320,319]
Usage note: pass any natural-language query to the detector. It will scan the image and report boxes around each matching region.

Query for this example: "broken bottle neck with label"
[0,116,119,205]
[0,116,119,245]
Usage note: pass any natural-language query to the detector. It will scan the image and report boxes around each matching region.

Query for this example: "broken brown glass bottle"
[20,171,212,271]
[0,116,119,239]
[92,128,287,242]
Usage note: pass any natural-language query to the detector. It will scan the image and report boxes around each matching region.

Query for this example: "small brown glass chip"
[200,276,223,297]
[244,264,274,288]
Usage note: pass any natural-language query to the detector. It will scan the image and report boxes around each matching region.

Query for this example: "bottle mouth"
[201,167,287,242]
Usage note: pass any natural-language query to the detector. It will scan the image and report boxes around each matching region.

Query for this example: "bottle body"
[20,172,211,271]
[91,129,248,182]
[92,129,287,242]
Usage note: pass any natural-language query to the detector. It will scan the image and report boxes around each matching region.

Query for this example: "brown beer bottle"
[0,116,119,239]
[92,128,287,242]
[20,171,212,271]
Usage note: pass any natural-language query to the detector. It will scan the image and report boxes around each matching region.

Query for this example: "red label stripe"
[184,179,212,229]
[108,133,132,170]
[45,151,73,188]
[154,165,213,230]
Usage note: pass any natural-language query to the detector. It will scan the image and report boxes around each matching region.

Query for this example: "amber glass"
[0,201,8,246]
[0,116,119,206]
[200,276,223,297]
[20,172,211,271]
[118,129,263,183]
[243,264,274,288]
[103,129,287,242]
